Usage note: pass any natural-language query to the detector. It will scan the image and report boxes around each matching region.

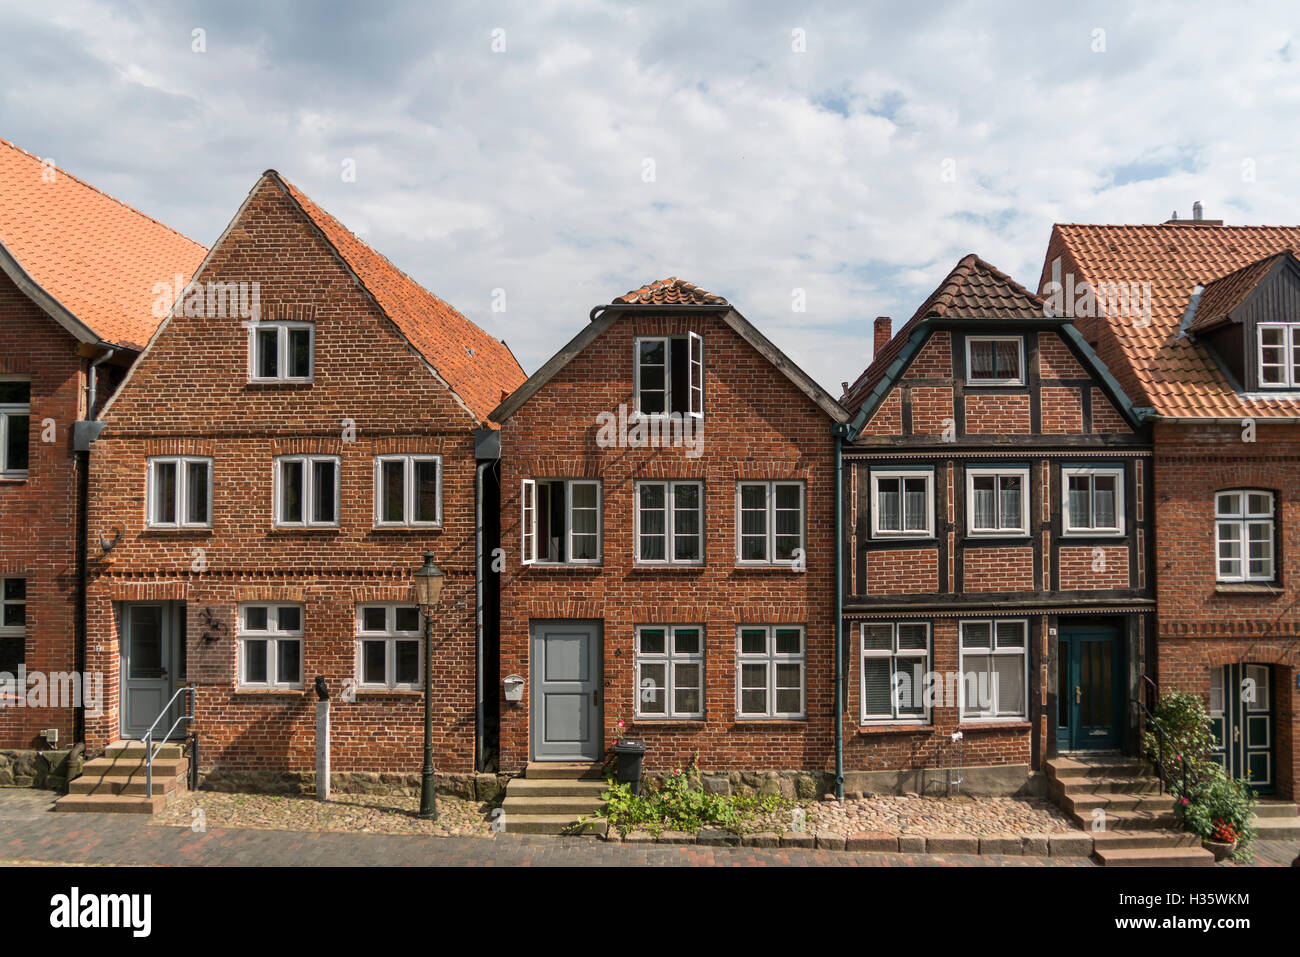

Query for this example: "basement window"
[274,455,339,528]
[356,604,422,690]
[966,336,1024,386]
[0,380,30,478]
[374,455,442,528]
[146,456,213,529]
[238,604,303,689]
[520,479,601,565]
[249,322,314,382]
[634,333,704,418]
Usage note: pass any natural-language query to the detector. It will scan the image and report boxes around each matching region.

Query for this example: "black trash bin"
[613,738,647,795]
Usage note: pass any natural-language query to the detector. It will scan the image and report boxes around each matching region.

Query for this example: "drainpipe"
[73,347,115,745]
[474,459,487,772]
[833,422,848,800]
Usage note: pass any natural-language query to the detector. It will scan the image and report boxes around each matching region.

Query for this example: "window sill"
[246,380,315,388]
[141,527,213,536]
[857,723,934,736]
[354,689,423,698]
[0,475,29,484]
[630,719,706,728]
[732,718,807,727]
[1214,583,1280,595]
[733,563,804,572]
[870,534,936,542]
[525,563,603,572]
[631,563,705,572]
[269,526,342,534]
[958,720,1031,732]
[231,688,307,698]
[370,525,444,534]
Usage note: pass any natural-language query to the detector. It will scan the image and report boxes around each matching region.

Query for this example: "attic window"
[1257,322,1300,388]
[966,336,1024,386]
[249,322,314,383]
[635,334,703,418]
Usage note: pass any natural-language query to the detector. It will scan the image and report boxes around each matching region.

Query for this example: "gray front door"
[530,620,601,761]
[121,602,185,739]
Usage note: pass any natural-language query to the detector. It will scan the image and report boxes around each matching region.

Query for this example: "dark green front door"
[1210,664,1275,794]
[1058,626,1124,750]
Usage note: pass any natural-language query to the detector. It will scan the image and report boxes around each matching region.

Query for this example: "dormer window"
[966,336,1024,386]
[1257,322,1300,388]
[250,322,314,382]
[634,334,703,418]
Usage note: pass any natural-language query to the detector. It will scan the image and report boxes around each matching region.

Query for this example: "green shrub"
[1143,691,1217,779]
[1171,763,1257,857]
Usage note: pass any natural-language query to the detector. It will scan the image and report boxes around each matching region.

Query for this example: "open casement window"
[965,336,1024,386]
[861,622,930,724]
[356,604,423,690]
[736,625,806,719]
[634,333,704,418]
[520,479,601,565]
[1257,322,1300,388]
[870,469,933,538]
[959,619,1028,720]
[249,322,314,382]
[0,380,30,478]
[1215,490,1275,583]
[634,625,704,719]
[374,455,442,528]
[1062,467,1125,535]
[635,481,704,564]
[736,481,804,565]
[238,604,304,689]
[146,456,213,528]
[274,455,340,528]
[966,467,1029,536]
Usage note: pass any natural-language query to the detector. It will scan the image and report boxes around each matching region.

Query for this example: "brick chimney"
[874,316,892,355]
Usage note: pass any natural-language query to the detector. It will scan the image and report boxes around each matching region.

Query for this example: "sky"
[2,0,1298,395]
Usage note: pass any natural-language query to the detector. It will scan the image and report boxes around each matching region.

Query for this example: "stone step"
[1046,757,1148,780]
[1255,800,1298,819]
[106,740,186,760]
[1091,829,1201,850]
[79,757,188,778]
[1053,776,1163,796]
[500,814,609,836]
[524,761,605,781]
[1255,818,1300,840]
[53,792,167,814]
[69,773,186,797]
[505,778,609,798]
[1095,846,1215,867]
[1070,807,1181,831]
[1062,793,1175,816]
[502,795,606,816]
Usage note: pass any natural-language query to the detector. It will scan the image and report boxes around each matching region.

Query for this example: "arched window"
[1215,490,1275,583]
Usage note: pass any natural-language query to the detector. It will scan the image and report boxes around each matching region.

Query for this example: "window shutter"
[520,479,536,565]
[688,331,704,418]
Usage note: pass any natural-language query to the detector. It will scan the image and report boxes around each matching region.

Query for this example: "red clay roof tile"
[613,277,728,306]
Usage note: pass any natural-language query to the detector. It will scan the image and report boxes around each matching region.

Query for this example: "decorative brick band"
[106,580,189,600]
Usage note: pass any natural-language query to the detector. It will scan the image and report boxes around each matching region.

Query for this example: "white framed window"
[374,455,442,528]
[520,479,601,565]
[146,456,213,529]
[634,333,704,418]
[249,322,314,382]
[861,622,930,724]
[634,625,704,718]
[736,625,805,719]
[1257,322,1300,388]
[1063,466,1125,535]
[1215,490,1275,582]
[274,455,339,528]
[966,467,1029,536]
[0,578,23,692]
[238,604,303,689]
[356,604,423,690]
[965,336,1024,386]
[870,469,933,538]
[959,619,1028,720]
[736,481,804,565]
[0,379,30,478]
[634,481,703,564]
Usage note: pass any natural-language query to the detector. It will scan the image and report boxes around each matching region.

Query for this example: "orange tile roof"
[1043,224,1300,418]
[841,254,1044,413]
[614,277,728,306]
[1188,250,1294,333]
[276,174,526,426]
[0,136,207,350]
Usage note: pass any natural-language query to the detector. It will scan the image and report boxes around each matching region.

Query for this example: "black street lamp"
[413,550,444,820]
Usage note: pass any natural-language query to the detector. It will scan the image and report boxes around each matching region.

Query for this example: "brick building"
[490,278,851,777]
[84,170,524,787]
[0,138,204,754]
[838,255,1153,796]
[1042,219,1300,799]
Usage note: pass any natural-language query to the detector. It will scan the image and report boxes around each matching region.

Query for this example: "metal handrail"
[1130,694,1198,798]
[143,684,195,799]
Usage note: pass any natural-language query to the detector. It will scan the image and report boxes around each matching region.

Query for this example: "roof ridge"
[0,135,206,252]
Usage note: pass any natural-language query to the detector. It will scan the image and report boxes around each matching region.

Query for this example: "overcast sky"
[2,1,1298,393]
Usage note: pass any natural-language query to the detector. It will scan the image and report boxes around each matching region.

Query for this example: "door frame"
[119,601,187,740]
[1211,663,1275,794]
[1057,623,1125,751]
[528,619,603,762]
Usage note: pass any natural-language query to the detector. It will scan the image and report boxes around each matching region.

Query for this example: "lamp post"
[413,550,444,820]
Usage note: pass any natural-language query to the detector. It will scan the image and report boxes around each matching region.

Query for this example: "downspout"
[833,422,848,800]
[475,459,487,771]
[74,347,115,745]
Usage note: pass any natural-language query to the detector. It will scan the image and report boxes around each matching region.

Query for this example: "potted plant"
[1172,764,1258,861]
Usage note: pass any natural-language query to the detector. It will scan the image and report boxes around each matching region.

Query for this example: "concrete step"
[1255,800,1298,819]
[1053,776,1163,796]
[501,813,608,836]
[106,741,185,760]
[1062,793,1175,816]
[524,761,604,781]
[53,792,167,814]
[502,795,606,816]
[1255,818,1300,840]
[79,757,188,779]
[1095,846,1215,867]
[505,778,609,798]
[1046,757,1148,780]
[1091,829,1201,850]
[1070,807,1182,830]
[69,773,186,797]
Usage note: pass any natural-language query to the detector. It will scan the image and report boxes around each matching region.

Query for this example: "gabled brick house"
[838,255,1153,795]
[0,138,205,761]
[491,278,851,783]
[1042,220,1300,800]
[84,170,524,790]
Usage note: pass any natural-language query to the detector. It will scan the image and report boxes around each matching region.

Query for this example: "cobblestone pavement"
[0,790,1092,867]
